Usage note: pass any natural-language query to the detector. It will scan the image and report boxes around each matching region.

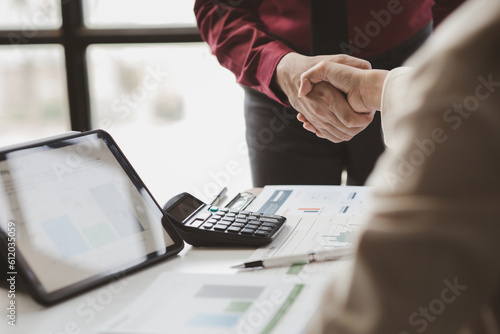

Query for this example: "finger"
[303,84,372,139]
[316,126,351,143]
[299,109,352,142]
[326,87,376,126]
[303,107,363,142]
[329,54,372,70]
[298,62,329,98]
[298,56,370,98]
[303,120,317,133]
[297,113,324,137]
[300,62,358,97]
[301,119,320,134]
[296,83,372,142]
[297,113,307,123]
[298,77,314,98]
[318,119,366,141]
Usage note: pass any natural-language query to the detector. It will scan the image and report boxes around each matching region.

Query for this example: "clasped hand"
[275,53,388,142]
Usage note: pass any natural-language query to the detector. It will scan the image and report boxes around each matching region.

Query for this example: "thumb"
[298,76,315,98]
[328,54,372,70]
[298,62,357,98]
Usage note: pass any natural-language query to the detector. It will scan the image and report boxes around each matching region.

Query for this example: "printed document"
[99,273,326,334]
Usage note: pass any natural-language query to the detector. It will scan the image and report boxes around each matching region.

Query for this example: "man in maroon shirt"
[194,0,463,187]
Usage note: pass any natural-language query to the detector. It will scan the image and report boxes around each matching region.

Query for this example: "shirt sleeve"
[307,0,500,332]
[194,0,295,105]
[379,66,413,149]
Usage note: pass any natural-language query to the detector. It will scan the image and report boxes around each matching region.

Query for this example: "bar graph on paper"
[99,273,315,334]
[264,215,364,258]
[250,185,371,217]
[246,215,364,276]
[245,186,372,275]
[319,221,361,249]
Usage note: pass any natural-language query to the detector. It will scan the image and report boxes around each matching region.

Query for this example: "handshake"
[275,52,390,143]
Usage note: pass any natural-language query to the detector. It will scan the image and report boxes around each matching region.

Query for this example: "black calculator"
[162,192,286,247]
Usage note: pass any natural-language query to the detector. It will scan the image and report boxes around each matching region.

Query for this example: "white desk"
[1,245,255,334]
[1,185,363,333]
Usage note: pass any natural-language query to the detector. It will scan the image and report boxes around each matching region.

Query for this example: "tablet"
[0,130,184,305]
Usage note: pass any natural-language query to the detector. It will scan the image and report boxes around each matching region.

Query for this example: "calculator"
[162,192,286,247]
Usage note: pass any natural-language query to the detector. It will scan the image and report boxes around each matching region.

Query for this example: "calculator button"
[194,211,212,221]
[246,224,260,230]
[232,222,245,228]
[258,226,272,232]
[225,213,236,218]
[235,218,248,224]
[248,215,259,220]
[222,217,235,223]
[214,224,228,231]
[259,218,279,224]
[236,214,247,219]
[254,231,268,237]
[227,226,242,233]
[229,209,239,214]
[203,223,214,229]
[262,214,282,219]
[241,211,252,215]
[189,219,205,228]
[213,214,223,220]
[219,208,229,213]
[262,222,276,228]
[207,218,218,224]
[241,228,256,235]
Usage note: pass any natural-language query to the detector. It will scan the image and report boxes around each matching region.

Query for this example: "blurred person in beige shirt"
[296,0,500,332]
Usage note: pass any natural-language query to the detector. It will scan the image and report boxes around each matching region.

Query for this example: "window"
[0,0,252,201]
[0,45,69,145]
[83,0,196,28]
[0,0,62,30]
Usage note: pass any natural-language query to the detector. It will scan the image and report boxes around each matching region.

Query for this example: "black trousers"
[244,23,432,187]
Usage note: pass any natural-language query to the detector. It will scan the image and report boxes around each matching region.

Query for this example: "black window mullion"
[61,0,92,131]
[0,30,62,45]
[79,27,202,44]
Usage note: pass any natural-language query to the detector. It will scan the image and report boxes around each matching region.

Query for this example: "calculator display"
[166,194,204,222]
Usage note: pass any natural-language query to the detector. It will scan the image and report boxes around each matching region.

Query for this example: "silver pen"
[231,247,354,269]
[210,187,228,206]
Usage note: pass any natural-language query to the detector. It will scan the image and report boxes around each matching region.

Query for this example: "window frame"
[0,0,201,131]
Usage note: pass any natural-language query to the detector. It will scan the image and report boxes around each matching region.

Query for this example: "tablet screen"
[0,131,182,303]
